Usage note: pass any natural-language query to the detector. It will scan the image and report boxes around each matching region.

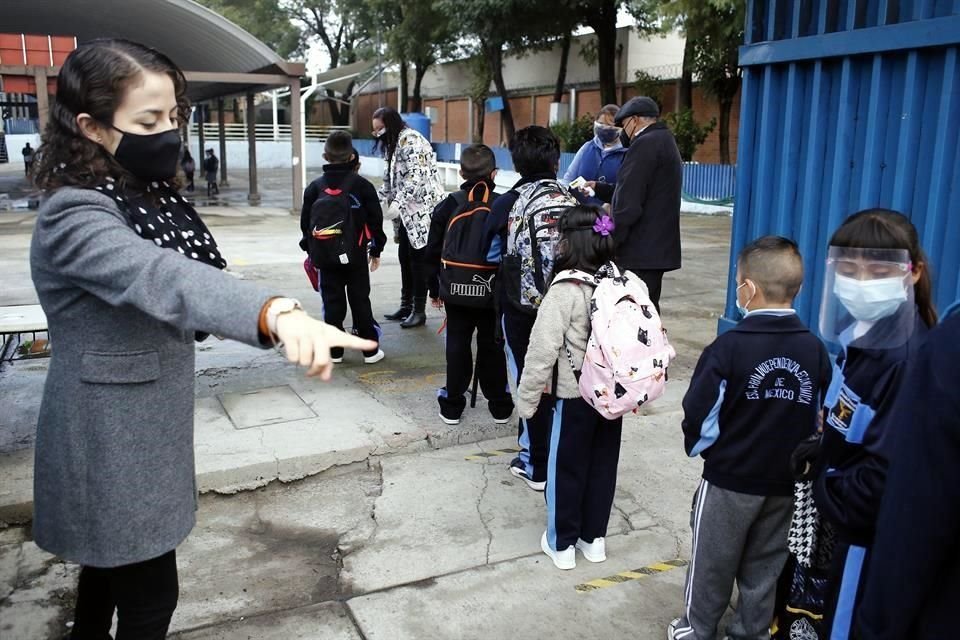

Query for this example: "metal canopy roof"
[2,0,305,100]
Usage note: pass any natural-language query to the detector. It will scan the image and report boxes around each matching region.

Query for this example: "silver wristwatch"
[266,297,302,335]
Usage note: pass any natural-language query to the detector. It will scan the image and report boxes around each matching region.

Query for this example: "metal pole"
[245,92,260,205]
[272,91,279,141]
[217,97,229,187]
[197,104,205,172]
[290,78,304,214]
[33,68,49,133]
[377,27,383,107]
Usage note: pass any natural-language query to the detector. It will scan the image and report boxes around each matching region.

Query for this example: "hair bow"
[593,215,615,236]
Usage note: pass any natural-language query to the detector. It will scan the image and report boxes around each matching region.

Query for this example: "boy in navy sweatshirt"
[300,131,387,364]
[669,236,832,640]
[425,144,514,425]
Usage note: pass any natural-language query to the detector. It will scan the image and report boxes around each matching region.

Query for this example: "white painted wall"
[4,133,42,161]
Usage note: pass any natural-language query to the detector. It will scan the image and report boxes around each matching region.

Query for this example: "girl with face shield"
[776,209,937,640]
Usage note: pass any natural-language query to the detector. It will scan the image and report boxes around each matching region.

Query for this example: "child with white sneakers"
[515,205,627,569]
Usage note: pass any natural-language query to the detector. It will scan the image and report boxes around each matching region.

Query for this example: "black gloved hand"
[791,433,821,481]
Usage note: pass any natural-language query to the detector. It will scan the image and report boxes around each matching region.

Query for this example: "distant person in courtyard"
[203,147,219,196]
[300,130,387,365]
[581,96,682,313]
[30,38,374,640]
[22,141,35,176]
[181,148,195,192]
[562,104,627,207]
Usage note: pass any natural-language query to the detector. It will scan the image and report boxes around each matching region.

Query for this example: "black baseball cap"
[614,97,660,126]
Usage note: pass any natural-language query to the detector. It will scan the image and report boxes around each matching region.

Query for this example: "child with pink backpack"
[516,205,674,569]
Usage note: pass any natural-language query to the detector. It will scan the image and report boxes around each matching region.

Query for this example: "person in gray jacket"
[29,39,375,639]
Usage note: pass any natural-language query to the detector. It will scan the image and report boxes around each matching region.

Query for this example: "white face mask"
[833,274,908,322]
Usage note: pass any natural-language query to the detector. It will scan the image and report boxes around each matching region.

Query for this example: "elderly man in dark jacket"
[589,96,682,312]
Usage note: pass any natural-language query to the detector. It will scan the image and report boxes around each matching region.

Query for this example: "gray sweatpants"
[674,479,793,640]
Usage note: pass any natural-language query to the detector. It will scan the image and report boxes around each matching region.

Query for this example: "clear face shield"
[819,246,915,349]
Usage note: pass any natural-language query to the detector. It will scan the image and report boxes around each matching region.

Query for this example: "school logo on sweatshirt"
[744,357,815,405]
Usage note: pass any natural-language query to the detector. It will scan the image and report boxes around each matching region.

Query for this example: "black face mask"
[619,127,632,148]
[111,127,182,182]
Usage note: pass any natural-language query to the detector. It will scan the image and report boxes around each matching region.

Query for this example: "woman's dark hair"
[510,126,560,177]
[831,208,938,328]
[33,39,190,192]
[553,205,616,274]
[372,106,406,162]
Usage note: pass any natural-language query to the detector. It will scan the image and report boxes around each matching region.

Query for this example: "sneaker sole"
[492,417,512,424]
[331,357,344,364]
[541,533,575,570]
[509,465,546,491]
[438,412,460,425]
[363,351,385,364]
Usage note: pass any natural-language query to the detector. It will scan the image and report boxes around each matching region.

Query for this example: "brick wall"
[353,82,741,164]
[446,99,471,142]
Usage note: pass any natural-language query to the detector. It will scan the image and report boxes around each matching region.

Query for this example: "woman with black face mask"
[30,39,375,639]
[561,104,627,207]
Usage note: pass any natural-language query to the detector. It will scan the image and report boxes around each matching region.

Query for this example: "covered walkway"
[0,0,308,208]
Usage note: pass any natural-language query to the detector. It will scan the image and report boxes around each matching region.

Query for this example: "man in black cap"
[584,96,682,312]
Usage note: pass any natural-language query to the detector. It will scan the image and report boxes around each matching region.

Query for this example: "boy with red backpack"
[300,131,387,364]
[425,144,514,425]
[486,126,580,491]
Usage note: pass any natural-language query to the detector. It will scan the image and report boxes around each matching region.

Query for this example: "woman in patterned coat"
[373,107,445,328]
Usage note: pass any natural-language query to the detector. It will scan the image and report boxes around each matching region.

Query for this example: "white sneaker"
[509,459,546,491]
[331,356,344,364]
[438,412,460,426]
[541,531,575,570]
[575,537,606,562]
[363,350,385,364]
[666,617,684,640]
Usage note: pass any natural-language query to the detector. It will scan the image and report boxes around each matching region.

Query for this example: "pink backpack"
[553,264,676,419]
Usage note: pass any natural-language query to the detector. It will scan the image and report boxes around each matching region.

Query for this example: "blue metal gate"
[722,0,960,333]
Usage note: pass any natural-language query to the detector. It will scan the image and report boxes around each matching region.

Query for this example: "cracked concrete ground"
[1,176,735,637]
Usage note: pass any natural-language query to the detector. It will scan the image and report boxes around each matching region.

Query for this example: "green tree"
[196,0,304,59]
[664,108,716,160]
[370,0,457,113]
[438,0,531,142]
[466,54,493,142]
[662,0,745,164]
[286,0,376,125]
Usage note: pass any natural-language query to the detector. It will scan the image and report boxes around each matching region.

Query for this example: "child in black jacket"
[669,237,832,640]
[425,144,513,425]
[300,132,387,364]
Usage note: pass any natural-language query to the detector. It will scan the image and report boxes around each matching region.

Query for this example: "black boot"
[400,298,427,329]
[384,303,412,321]
[384,294,412,321]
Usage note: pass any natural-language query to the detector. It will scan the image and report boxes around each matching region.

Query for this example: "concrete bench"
[0,304,49,362]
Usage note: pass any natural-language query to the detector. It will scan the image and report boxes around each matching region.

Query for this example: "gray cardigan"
[29,187,272,568]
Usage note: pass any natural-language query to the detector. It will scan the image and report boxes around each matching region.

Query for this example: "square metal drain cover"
[218,385,316,430]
